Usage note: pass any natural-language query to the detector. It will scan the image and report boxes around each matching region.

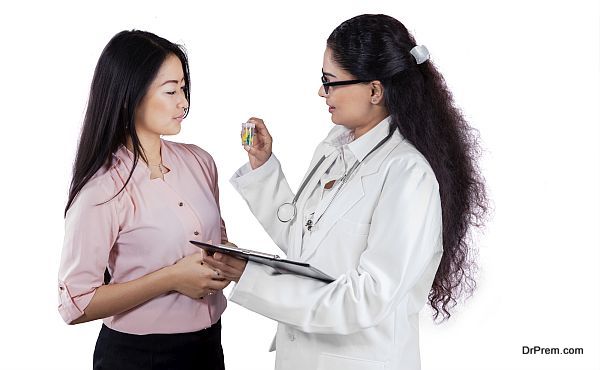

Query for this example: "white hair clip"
[410,45,430,64]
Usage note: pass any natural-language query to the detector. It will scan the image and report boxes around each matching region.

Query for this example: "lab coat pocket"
[317,353,385,370]
[337,217,371,236]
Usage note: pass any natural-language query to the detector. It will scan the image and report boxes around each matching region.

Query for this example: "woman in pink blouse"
[58,30,231,369]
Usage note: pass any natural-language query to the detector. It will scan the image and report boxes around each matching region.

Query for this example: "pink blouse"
[58,140,227,334]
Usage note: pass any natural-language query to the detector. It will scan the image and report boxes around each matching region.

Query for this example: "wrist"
[160,264,179,292]
[250,153,272,170]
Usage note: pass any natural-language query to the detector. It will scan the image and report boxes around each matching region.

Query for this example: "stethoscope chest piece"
[275,126,394,225]
[277,202,297,223]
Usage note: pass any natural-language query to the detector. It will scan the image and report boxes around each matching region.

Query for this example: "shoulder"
[69,165,121,211]
[165,140,214,161]
[383,137,439,190]
[163,140,218,175]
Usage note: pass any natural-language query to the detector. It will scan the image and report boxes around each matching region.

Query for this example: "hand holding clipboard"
[190,241,334,283]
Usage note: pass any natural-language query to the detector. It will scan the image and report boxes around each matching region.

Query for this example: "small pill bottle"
[241,121,255,147]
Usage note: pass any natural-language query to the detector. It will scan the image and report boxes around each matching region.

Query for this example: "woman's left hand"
[203,242,247,282]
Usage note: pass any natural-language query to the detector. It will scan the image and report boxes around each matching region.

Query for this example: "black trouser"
[93,320,225,370]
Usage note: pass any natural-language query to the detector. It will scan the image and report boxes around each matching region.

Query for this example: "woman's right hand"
[244,117,272,169]
[169,253,230,299]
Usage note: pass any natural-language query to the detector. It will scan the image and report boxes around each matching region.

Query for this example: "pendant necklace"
[148,163,168,174]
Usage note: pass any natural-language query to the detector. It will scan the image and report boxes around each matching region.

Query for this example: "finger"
[206,280,230,290]
[207,266,242,284]
[203,257,240,277]
[217,274,238,282]
[223,241,239,248]
[215,264,240,278]
[201,261,226,278]
[208,268,227,281]
[247,117,264,125]
[203,256,230,270]
[208,253,244,266]
[251,120,272,142]
[246,145,266,158]
[250,133,264,150]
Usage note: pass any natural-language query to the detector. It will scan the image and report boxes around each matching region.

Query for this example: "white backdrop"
[0,1,598,369]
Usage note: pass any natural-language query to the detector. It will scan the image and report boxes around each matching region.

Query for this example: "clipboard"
[189,241,334,283]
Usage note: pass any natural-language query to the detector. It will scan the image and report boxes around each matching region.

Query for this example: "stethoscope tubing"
[277,128,394,224]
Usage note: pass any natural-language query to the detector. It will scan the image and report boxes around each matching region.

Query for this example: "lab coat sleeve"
[229,156,443,335]
[230,154,295,254]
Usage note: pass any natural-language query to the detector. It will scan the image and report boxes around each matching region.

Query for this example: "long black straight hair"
[327,14,489,321]
[65,30,190,215]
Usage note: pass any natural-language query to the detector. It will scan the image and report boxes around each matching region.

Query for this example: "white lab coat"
[229,119,443,370]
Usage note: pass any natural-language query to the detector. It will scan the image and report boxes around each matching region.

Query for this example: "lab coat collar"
[347,116,393,162]
[299,118,403,261]
[320,116,393,160]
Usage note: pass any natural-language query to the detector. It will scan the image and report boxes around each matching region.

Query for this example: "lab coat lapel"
[299,169,367,260]
[288,147,338,259]
[298,136,401,261]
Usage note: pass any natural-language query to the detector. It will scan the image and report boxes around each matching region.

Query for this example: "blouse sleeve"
[57,180,119,324]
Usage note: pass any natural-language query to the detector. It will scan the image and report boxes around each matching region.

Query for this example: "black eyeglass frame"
[321,74,370,94]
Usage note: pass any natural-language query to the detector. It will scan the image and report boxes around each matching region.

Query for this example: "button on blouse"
[58,140,227,335]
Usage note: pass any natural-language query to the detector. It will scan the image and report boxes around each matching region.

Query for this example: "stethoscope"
[276,129,394,225]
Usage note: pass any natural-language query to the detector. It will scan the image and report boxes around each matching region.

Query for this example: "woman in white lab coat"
[205,14,488,370]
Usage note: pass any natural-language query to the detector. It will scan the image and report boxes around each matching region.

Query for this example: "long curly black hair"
[328,14,489,321]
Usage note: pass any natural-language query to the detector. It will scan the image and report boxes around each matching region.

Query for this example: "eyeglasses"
[321,74,370,94]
